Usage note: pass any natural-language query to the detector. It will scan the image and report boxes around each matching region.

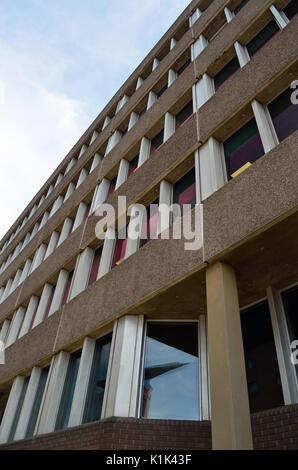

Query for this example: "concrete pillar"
[19,259,32,285]
[5,307,26,347]
[158,180,173,235]
[152,58,159,71]
[64,157,77,175]
[39,211,49,230]
[18,296,39,338]
[115,159,129,190]
[224,7,235,22]
[194,73,215,109]
[136,77,143,90]
[168,69,178,87]
[90,130,99,144]
[29,204,37,218]
[10,269,22,293]
[0,319,10,344]
[0,376,26,444]
[55,173,63,187]
[189,8,201,27]
[125,205,144,259]
[195,138,227,201]
[38,195,45,208]
[90,178,110,214]
[90,153,102,172]
[1,278,13,303]
[78,144,88,159]
[29,222,40,241]
[102,116,111,130]
[11,242,22,261]
[32,284,54,328]
[14,367,43,441]
[163,112,175,142]
[116,94,129,113]
[97,228,116,279]
[48,270,69,316]
[57,218,73,246]
[191,35,208,60]
[0,286,4,301]
[68,248,94,301]
[72,202,88,232]
[147,91,157,110]
[206,262,253,450]
[21,216,28,227]
[252,99,279,153]
[49,195,64,218]
[22,232,31,249]
[128,111,139,131]
[35,352,70,435]
[102,315,144,418]
[234,41,250,68]
[270,5,289,29]
[44,231,59,259]
[30,243,47,273]
[46,184,54,198]
[64,182,75,201]
[105,130,122,156]
[76,168,88,188]
[138,137,151,167]
[170,38,177,50]
[68,337,96,427]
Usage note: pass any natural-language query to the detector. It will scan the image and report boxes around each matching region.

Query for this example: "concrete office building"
[0,0,298,450]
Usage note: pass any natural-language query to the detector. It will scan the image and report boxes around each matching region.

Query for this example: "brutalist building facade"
[0,0,297,451]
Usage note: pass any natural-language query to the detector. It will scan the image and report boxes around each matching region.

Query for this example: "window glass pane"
[284,0,298,20]
[8,377,29,442]
[107,177,117,198]
[88,247,102,286]
[234,0,250,15]
[55,351,81,430]
[177,58,191,76]
[214,56,240,90]
[247,20,279,57]
[150,130,164,155]
[281,285,298,378]
[83,335,112,423]
[173,168,196,211]
[175,101,193,129]
[61,270,73,307]
[141,322,199,420]
[140,199,159,248]
[128,155,139,177]
[112,236,127,267]
[224,118,264,177]
[26,367,49,438]
[268,87,298,142]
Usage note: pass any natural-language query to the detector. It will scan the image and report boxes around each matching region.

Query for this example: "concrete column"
[46,184,54,198]
[72,202,88,232]
[128,111,139,130]
[21,216,28,227]
[0,319,10,344]
[90,178,110,214]
[10,269,22,293]
[163,112,175,142]
[102,116,111,130]
[1,278,13,303]
[38,195,45,208]
[78,144,88,159]
[116,94,129,113]
[32,284,54,328]
[76,168,88,188]
[29,222,40,241]
[0,376,25,444]
[39,211,49,230]
[252,99,279,153]
[168,69,178,87]
[22,232,31,249]
[191,35,208,60]
[68,337,96,427]
[196,138,227,201]
[55,173,63,187]
[44,231,59,259]
[5,307,26,347]
[68,248,94,301]
[138,137,151,167]
[152,58,159,71]
[102,315,144,418]
[29,204,37,218]
[18,259,32,285]
[30,243,47,273]
[48,270,69,316]
[189,8,201,27]
[115,159,129,190]
[270,5,289,29]
[57,218,73,246]
[35,352,70,435]
[105,130,122,156]
[206,262,253,450]
[64,157,77,175]
[125,205,144,259]
[90,153,102,172]
[90,130,99,145]
[97,228,116,279]
[170,38,177,50]
[147,91,157,110]
[158,180,173,235]
[234,41,250,68]
[64,182,75,201]
[224,7,235,22]
[18,296,39,338]
[194,73,215,109]
[14,367,43,440]
[11,242,22,261]
[49,195,64,218]
[136,77,143,90]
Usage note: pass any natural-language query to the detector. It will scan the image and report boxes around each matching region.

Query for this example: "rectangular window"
[141,322,199,420]
[177,57,191,76]
[234,0,250,15]
[267,87,298,143]
[150,129,164,155]
[281,285,298,378]
[128,155,139,178]
[84,203,91,220]
[88,246,102,286]
[157,84,167,98]
[29,299,40,331]
[224,118,264,178]
[25,367,49,438]
[140,199,159,248]
[173,168,196,212]
[83,335,112,423]
[246,20,280,57]
[61,270,74,307]
[283,0,298,20]
[112,233,127,268]
[55,350,81,430]
[44,286,56,320]
[107,177,117,198]
[175,101,193,129]
[8,377,30,442]
[214,56,240,90]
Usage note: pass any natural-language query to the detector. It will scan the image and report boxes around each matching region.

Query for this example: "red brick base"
[0,404,297,450]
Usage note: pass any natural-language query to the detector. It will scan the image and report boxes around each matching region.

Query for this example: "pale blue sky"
[0,0,190,239]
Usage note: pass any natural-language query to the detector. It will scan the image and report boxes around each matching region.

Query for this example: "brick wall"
[1,404,297,450]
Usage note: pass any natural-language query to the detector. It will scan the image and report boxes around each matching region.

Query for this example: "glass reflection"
[141,323,199,420]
